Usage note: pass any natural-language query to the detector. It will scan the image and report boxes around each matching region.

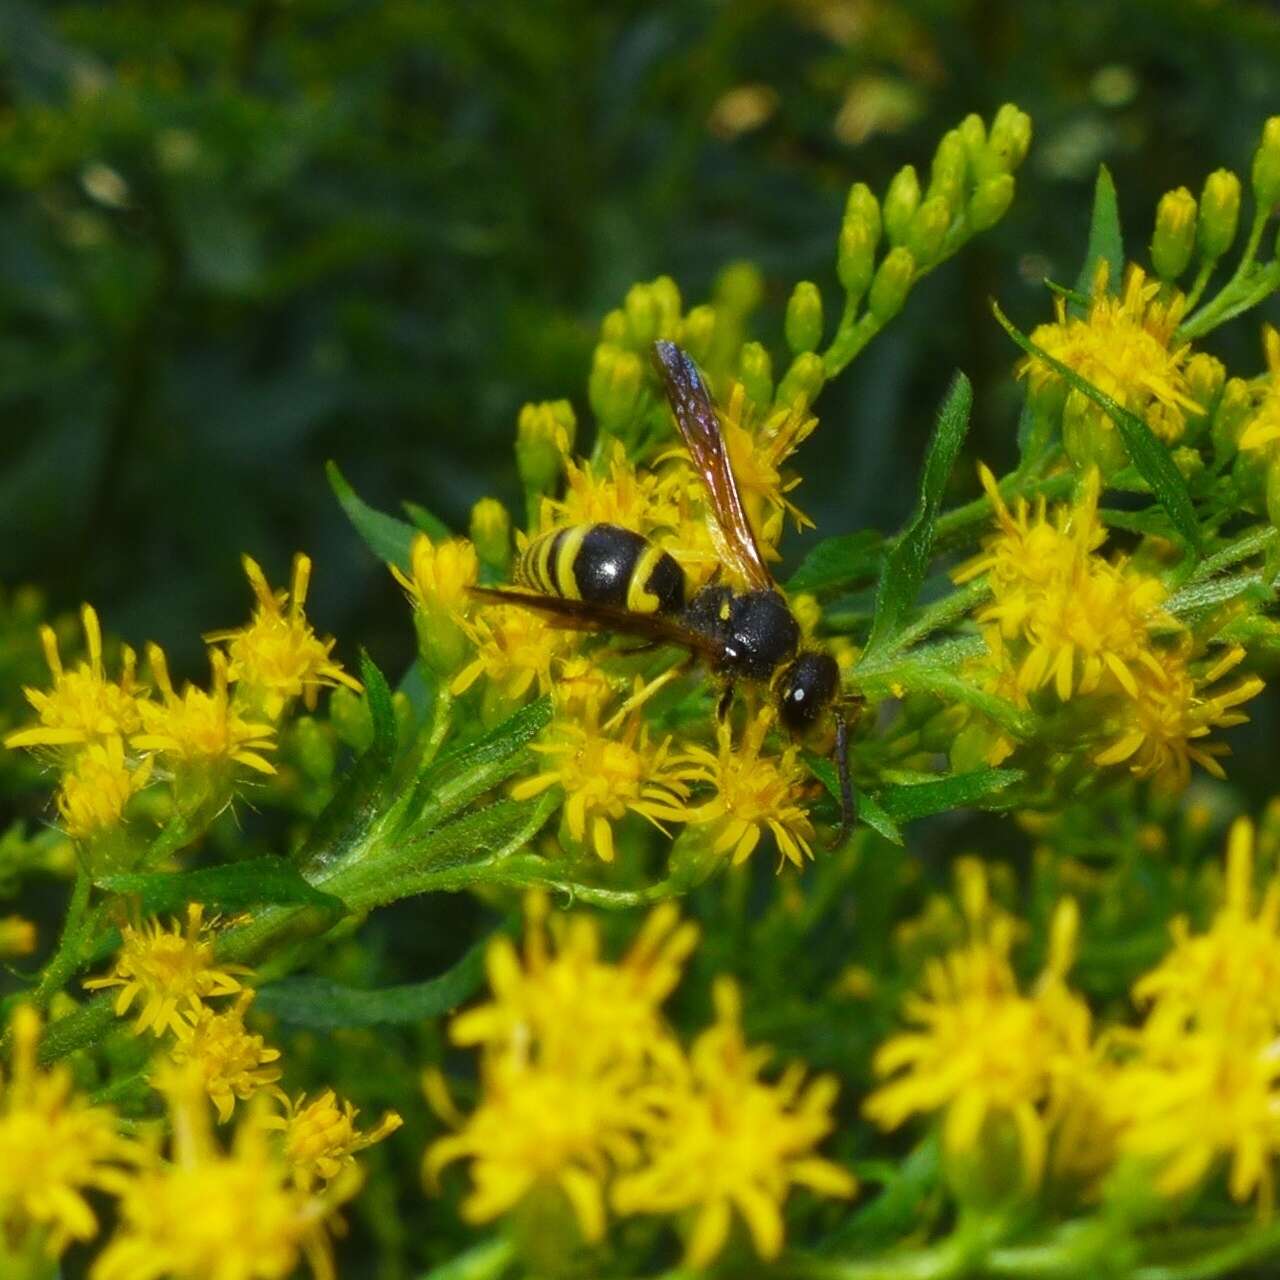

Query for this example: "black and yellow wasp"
[474,339,859,839]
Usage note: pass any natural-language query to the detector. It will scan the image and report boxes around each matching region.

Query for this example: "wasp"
[473,339,860,841]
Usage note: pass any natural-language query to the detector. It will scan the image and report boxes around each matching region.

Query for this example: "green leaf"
[785,530,883,595]
[1074,164,1123,302]
[296,652,398,878]
[255,942,486,1028]
[403,499,451,541]
[864,372,972,656]
[804,753,902,845]
[327,459,418,571]
[97,856,343,914]
[992,303,1202,552]
[821,1137,940,1252]
[877,767,1023,821]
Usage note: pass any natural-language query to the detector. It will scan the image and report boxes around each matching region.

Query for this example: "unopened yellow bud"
[1198,169,1242,262]
[984,104,1032,176]
[1252,117,1280,210]
[651,275,682,338]
[1150,187,1197,280]
[600,307,628,344]
[624,283,659,348]
[291,715,336,782]
[837,219,876,298]
[588,345,643,433]
[1182,352,1224,441]
[785,281,824,354]
[681,304,717,363]
[908,195,952,266]
[330,685,372,752]
[958,113,987,170]
[776,351,825,408]
[739,341,773,407]
[0,916,36,960]
[968,174,1015,231]
[927,129,967,211]
[1211,376,1253,460]
[1062,388,1128,477]
[714,261,764,315]
[867,247,915,323]
[883,165,921,246]
[469,498,512,574]
[515,400,575,496]
[844,182,882,247]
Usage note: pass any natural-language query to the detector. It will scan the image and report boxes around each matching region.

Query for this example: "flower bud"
[883,164,921,246]
[1150,187,1197,280]
[739,341,773,408]
[776,351,825,408]
[681,304,717,363]
[785,280,824,354]
[1211,376,1253,461]
[837,219,876,298]
[968,174,1015,231]
[291,715,336,783]
[907,195,952,267]
[1251,117,1280,210]
[1062,388,1128,477]
[588,345,643,434]
[330,685,373,752]
[515,399,575,494]
[984,104,1033,175]
[845,182,882,247]
[867,247,915,323]
[1181,352,1224,442]
[714,261,764,316]
[469,497,512,575]
[927,129,967,212]
[600,307,628,344]
[651,274,682,338]
[624,283,659,348]
[1173,446,1204,482]
[1197,169,1242,262]
[958,113,987,171]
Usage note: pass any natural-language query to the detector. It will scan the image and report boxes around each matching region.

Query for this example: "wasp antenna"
[828,710,857,850]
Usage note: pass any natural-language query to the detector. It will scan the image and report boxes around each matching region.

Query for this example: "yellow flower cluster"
[3,554,357,848]
[956,465,1263,788]
[428,893,854,1266]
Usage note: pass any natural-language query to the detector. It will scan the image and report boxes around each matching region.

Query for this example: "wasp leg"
[602,660,692,733]
[828,711,857,849]
[716,684,735,723]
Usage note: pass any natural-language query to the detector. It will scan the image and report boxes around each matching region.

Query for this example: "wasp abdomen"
[516,523,685,615]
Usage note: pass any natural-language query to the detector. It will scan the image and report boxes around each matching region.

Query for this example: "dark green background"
[4,0,1278,682]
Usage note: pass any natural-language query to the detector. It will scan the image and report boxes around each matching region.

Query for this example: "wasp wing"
[469,586,721,661]
[651,339,774,592]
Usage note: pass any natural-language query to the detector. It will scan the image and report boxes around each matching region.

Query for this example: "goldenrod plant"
[9,106,1280,1279]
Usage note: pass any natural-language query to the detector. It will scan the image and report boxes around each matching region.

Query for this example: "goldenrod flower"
[450,892,698,1065]
[510,709,697,862]
[92,1066,345,1280]
[4,605,143,751]
[428,895,696,1244]
[1238,325,1280,452]
[391,533,479,620]
[56,735,153,841]
[85,903,250,1038]
[1020,263,1198,444]
[266,1089,402,1191]
[1111,820,1280,1209]
[0,915,36,960]
[133,645,276,776]
[207,554,360,720]
[0,1005,139,1258]
[451,604,570,706]
[1094,644,1264,788]
[540,441,678,538]
[865,861,1091,1188]
[678,707,817,867]
[613,978,855,1267]
[170,991,283,1122]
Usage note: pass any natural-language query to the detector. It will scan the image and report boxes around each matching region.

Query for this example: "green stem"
[1181,258,1217,313]
[1132,1219,1280,1280]
[417,1236,515,1280]
[1177,208,1277,340]
[823,311,883,380]
[30,866,92,1009]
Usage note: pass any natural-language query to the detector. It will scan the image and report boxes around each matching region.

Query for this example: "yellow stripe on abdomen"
[552,525,589,600]
[626,544,667,613]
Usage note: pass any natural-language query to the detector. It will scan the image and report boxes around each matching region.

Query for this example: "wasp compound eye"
[777,651,840,733]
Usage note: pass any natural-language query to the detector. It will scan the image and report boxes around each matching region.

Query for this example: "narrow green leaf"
[804,753,902,845]
[1074,165,1123,301]
[97,857,343,914]
[864,372,972,656]
[296,652,398,878]
[403,499,451,541]
[992,303,1202,551]
[877,767,1023,821]
[785,530,884,595]
[255,942,486,1028]
[327,459,418,571]
[821,1137,940,1252]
